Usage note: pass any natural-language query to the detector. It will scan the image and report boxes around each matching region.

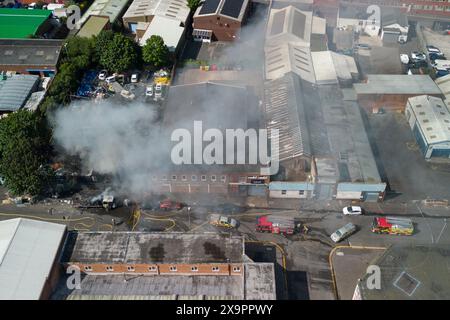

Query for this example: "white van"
[330,223,357,243]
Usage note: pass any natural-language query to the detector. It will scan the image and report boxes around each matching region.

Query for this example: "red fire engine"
[256,215,297,235]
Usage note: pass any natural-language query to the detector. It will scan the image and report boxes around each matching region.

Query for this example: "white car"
[98,70,108,81]
[105,74,116,83]
[398,35,407,44]
[342,206,363,215]
[400,54,409,64]
[131,73,139,83]
[411,51,426,62]
[146,85,153,97]
[155,84,162,98]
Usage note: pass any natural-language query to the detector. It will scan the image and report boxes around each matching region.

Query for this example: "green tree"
[142,35,170,69]
[99,33,138,73]
[94,30,114,63]
[187,0,201,10]
[0,111,54,196]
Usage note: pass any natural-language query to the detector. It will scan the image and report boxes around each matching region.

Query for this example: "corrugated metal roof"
[0,74,39,112]
[124,0,189,23]
[407,95,450,145]
[77,0,129,28]
[264,73,312,162]
[0,218,66,300]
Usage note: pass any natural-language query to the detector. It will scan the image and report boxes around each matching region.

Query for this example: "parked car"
[159,199,183,210]
[105,74,116,83]
[436,69,450,78]
[131,73,139,83]
[155,83,162,98]
[429,52,446,61]
[208,214,238,229]
[426,45,442,54]
[146,85,153,97]
[400,54,409,64]
[98,70,108,81]
[342,206,363,215]
[411,51,426,62]
[355,43,371,50]
[330,223,357,243]
[398,35,407,44]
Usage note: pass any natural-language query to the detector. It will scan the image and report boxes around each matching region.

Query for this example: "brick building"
[192,0,251,42]
[55,232,276,300]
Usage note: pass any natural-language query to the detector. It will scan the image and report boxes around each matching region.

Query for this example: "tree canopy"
[187,0,202,10]
[0,111,54,196]
[142,35,170,69]
[99,33,139,73]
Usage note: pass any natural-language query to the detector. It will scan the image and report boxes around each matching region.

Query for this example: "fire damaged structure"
[54,232,276,300]
[153,81,270,196]
[263,6,386,201]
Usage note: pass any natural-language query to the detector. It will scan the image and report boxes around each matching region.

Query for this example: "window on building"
[149,266,157,271]
[212,266,219,272]
[211,175,217,182]
[169,266,177,272]
[191,266,198,272]
[281,190,287,195]
[426,127,433,131]
[127,266,135,272]
[84,266,92,271]
[201,175,207,181]
[299,190,305,195]
[106,266,114,272]
[221,175,227,182]
[182,175,187,181]
[233,266,241,272]
[161,175,167,181]
[191,175,197,181]
[172,175,177,181]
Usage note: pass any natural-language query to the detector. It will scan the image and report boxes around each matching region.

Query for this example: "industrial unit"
[75,0,130,30]
[405,95,450,159]
[0,218,67,300]
[0,74,40,114]
[0,39,63,76]
[354,75,444,112]
[76,15,111,38]
[54,232,276,300]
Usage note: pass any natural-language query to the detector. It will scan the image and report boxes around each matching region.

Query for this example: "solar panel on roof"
[220,0,245,19]
[199,0,221,15]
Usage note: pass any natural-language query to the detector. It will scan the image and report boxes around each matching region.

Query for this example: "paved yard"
[366,112,450,201]
[422,28,450,58]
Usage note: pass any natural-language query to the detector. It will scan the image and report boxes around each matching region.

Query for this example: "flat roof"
[123,0,189,23]
[62,232,244,264]
[77,0,129,28]
[139,15,184,51]
[0,74,39,112]
[0,218,66,300]
[407,95,450,145]
[354,75,443,95]
[311,51,338,84]
[435,74,450,107]
[358,245,450,300]
[52,262,276,300]
[0,8,51,39]
[0,39,63,67]
[76,15,110,38]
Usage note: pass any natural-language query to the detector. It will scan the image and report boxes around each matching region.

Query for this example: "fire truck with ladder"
[371,217,414,236]
[256,215,299,235]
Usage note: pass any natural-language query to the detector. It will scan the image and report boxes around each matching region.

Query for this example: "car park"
[330,223,357,243]
[342,206,363,215]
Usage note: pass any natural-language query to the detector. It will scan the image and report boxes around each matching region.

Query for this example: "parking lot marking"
[436,218,447,244]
